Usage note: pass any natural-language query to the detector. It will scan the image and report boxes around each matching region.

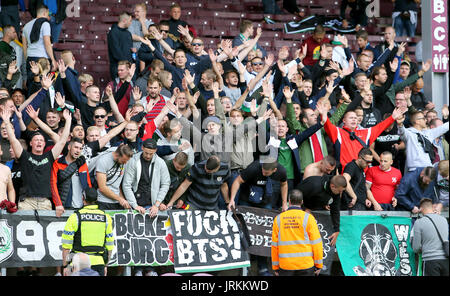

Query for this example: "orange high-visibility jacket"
[271,207,323,271]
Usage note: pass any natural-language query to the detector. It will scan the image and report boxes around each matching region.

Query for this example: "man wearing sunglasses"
[342,147,374,210]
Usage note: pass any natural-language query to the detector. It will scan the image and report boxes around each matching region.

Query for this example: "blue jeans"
[394,15,416,37]
[50,15,63,43]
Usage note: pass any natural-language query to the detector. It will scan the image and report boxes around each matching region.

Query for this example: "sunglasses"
[160,30,169,33]
[252,62,264,66]
[362,158,372,164]
[192,43,203,46]
[94,115,106,119]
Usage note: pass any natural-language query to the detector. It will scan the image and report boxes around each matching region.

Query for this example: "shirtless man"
[0,145,16,207]
[302,155,337,179]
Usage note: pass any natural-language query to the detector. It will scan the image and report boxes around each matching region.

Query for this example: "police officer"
[61,187,115,276]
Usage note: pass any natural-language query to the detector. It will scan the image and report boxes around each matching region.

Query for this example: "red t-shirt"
[366,166,402,204]
[142,120,157,141]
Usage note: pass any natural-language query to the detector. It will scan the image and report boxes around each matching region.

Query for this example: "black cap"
[84,188,98,203]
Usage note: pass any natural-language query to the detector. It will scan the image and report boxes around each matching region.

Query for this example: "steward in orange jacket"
[271,189,323,276]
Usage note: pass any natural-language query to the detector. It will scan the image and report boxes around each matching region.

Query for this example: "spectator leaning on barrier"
[228,158,288,276]
[160,151,190,210]
[410,198,449,276]
[296,174,347,246]
[122,138,170,216]
[94,144,134,211]
[166,155,230,211]
[272,189,323,276]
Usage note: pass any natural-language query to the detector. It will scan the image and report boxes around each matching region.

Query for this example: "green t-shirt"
[278,138,295,179]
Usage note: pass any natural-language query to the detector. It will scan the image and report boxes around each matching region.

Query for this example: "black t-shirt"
[239,160,287,203]
[19,150,54,198]
[373,125,405,169]
[343,160,367,204]
[83,140,103,163]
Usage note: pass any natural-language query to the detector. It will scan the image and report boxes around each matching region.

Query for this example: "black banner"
[0,214,66,268]
[168,209,251,273]
[236,206,280,257]
[312,212,335,276]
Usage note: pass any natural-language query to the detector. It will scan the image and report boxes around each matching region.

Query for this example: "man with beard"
[395,166,437,214]
[51,137,92,217]
[359,88,381,128]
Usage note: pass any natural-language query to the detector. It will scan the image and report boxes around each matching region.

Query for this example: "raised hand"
[128,63,136,80]
[265,53,275,67]
[397,42,407,56]
[422,59,432,73]
[125,108,133,122]
[392,106,408,120]
[105,84,113,98]
[62,108,72,122]
[150,26,163,41]
[325,80,337,94]
[183,70,195,87]
[7,60,18,75]
[342,61,354,76]
[29,61,40,76]
[132,86,142,100]
[389,58,399,72]
[0,108,11,122]
[442,104,449,119]
[57,59,68,74]
[177,25,190,37]
[26,105,39,120]
[55,92,65,108]
[277,60,286,76]
[341,88,351,104]
[299,43,307,60]
[208,48,217,63]
[282,86,294,102]
[41,73,54,90]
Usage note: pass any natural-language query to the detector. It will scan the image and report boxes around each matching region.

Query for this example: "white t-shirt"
[23,18,51,58]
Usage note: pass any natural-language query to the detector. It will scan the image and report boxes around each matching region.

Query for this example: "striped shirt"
[185,160,230,211]
[144,95,166,121]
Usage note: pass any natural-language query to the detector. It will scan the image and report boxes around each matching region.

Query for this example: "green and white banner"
[336,215,416,276]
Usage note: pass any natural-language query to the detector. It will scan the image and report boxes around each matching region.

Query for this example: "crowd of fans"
[0,0,448,276]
